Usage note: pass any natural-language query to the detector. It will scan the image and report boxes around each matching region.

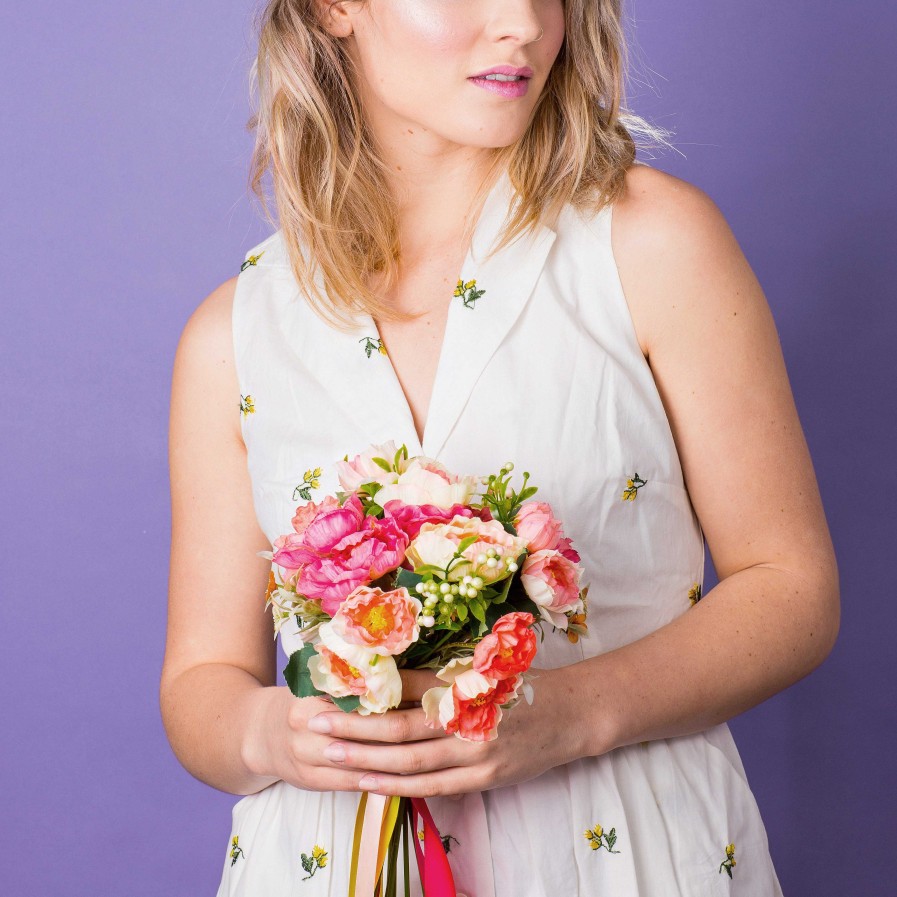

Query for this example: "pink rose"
[272,494,409,616]
[421,657,522,742]
[334,440,408,492]
[514,501,580,562]
[330,585,422,656]
[520,549,583,629]
[382,499,493,542]
[375,458,481,509]
[514,501,563,553]
[473,612,537,680]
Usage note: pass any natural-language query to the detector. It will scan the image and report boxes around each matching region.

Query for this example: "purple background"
[3,1,894,894]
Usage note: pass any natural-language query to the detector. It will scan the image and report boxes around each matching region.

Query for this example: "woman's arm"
[160,276,283,796]
[570,166,841,750]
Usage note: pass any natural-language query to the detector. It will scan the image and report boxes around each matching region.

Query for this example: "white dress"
[217,168,783,896]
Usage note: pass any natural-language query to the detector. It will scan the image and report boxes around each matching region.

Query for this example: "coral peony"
[330,585,422,656]
[421,657,522,742]
[473,612,537,680]
[308,623,403,715]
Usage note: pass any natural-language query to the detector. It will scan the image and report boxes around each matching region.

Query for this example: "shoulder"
[609,163,747,359]
[175,275,239,367]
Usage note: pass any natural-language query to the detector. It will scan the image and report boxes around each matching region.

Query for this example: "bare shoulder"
[610,163,747,360]
[171,275,242,444]
[176,275,240,363]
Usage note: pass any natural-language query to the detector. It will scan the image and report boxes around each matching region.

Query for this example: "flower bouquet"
[264,441,589,896]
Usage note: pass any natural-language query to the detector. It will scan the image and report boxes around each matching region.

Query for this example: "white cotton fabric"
[217,168,783,896]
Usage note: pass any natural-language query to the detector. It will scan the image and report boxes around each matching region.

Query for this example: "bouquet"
[263,441,589,895]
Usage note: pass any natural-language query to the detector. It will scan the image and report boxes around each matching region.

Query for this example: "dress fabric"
[217,169,783,896]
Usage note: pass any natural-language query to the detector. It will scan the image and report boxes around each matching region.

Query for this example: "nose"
[486,0,546,45]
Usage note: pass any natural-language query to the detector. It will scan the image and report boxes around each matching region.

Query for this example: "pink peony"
[421,657,522,742]
[519,549,583,630]
[271,494,409,616]
[382,499,493,542]
[330,585,422,656]
[289,495,341,538]
[405,515,528,584]
[473,612,537,680]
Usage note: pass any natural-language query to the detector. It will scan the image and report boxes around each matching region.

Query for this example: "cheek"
[387,3,473,56]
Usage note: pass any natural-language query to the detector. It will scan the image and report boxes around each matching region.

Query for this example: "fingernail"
[359,775,379,790]
[308,714,332,734]
[323,742,346,762]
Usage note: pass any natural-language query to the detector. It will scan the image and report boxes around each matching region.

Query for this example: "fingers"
[399,668,442,703]
[308,706,445,744]
[321,736,463,776]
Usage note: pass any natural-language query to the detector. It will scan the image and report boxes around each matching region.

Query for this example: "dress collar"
[286,168,558,460]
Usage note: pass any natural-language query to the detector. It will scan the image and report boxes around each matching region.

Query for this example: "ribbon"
[349,794,457,896]
[410,797,458,897]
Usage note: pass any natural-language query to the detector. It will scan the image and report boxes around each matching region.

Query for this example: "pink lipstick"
[468,64,532,99]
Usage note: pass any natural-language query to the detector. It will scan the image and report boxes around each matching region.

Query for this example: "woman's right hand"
[239,670,445,792]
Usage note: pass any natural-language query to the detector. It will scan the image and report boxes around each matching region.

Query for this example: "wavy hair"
[247,0,672,330]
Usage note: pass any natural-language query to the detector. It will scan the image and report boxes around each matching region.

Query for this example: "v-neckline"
[353,169,513,456]
[286,167,558,462]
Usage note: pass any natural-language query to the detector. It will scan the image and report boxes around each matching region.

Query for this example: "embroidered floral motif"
[293,467,323,501]
[230,835,245,866]
[300,845,328,880]
[719,842,737,878]
[621,473,647,501]
[454,278,485,309]
[239,394,255,416]
[566,583,589,644]
[688,583,703,606]
[359,336,387,357]
[584,823,620,854]
[240,251,265,271]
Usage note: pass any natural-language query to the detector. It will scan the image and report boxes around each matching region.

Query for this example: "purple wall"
[3,1,894,894]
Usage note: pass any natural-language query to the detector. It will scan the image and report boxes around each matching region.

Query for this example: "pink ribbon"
[410,797,458,897]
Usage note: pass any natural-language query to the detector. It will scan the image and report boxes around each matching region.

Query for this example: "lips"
[470,64,534,79]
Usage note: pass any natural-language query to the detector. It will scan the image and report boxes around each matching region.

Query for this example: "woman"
[161,0,839,894]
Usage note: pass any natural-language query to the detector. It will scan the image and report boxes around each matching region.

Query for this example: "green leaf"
[456,534,479,554]
[395,567,424,590]
[371,456,393,472]
[469,598,486,624]
[301,854,313,873]
[365,502,384,517]
[359,481,383,496]
[394,445,408,470]
[283,644,324,698]
[331,694,362,713]
[455,604,468,622]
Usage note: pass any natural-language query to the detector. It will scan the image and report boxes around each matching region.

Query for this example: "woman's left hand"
[305,666,598,797]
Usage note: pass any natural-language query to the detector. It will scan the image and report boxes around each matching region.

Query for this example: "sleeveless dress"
[218,168,783,896]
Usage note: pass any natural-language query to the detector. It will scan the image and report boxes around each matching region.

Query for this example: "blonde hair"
[247,0,671,330]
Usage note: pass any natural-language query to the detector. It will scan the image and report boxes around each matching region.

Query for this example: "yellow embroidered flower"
[584,822,619,854]
[359,336,387,358]
[230,835,245,865]
[301,844,328,880]
[455,278,485,309]
[688,583,703,606]
[719,842,737,878]
[240,251,265,271]
[621,472,647,501]
[239,394,255,416]
[293,467,323,501]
